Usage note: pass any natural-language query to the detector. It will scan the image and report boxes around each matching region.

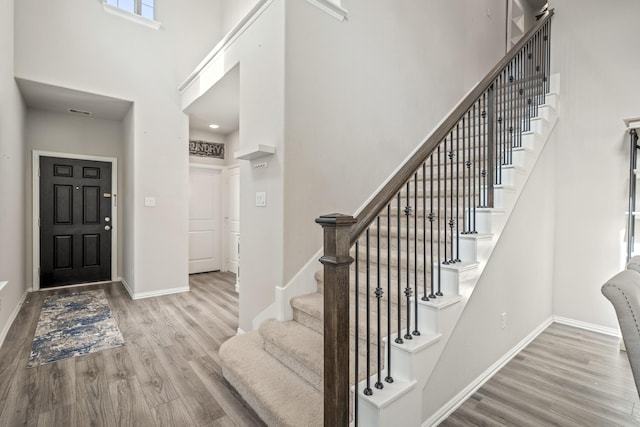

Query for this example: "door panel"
[189,167,221,274]
[40,156,112,287]
[227,168,240,275]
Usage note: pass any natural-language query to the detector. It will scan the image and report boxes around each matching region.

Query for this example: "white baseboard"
[0,290,28,350]
[423,316,553,427]
[120,278,189,300]
[130,286,190,300]
[553,315,620,337]
[237,327,245,335]
[121,278,134,299]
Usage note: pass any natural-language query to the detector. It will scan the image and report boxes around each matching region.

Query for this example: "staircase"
[219,12,557,427]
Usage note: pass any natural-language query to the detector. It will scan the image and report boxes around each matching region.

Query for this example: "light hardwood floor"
[442,323,640,426]
[3,277,639,426]
[0,272,266,427]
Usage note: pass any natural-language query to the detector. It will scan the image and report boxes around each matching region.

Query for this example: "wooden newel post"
[316,213,356,427]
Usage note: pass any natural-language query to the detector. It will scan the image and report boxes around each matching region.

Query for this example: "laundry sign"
[189,140,225,159]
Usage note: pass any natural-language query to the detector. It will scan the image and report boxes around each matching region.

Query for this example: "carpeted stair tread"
[219,331,322,427]
[260,319,323,390]
[291,291,406,344]
[260,319,380,392]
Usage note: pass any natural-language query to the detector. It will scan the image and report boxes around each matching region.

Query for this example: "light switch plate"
[144,196,156,207]
[256,192,266,207]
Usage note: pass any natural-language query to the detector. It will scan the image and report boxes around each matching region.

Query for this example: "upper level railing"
[317,9,554,426]
[628,126,639,263]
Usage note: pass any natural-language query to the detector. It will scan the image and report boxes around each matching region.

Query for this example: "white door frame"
[189,163,225,273]
[32,150,119,291]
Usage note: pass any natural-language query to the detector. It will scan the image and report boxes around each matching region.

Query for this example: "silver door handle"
[105,225,111,231]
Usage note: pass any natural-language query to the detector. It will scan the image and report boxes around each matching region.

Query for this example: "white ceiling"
[185,64,240,136]
[16,78,132,121]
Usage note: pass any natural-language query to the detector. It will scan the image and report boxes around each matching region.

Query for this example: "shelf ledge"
[234,144,276,161]
[624,117,640,130]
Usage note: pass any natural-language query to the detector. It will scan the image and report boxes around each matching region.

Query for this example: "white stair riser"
[474,210,505,234]
[459,235,493,263]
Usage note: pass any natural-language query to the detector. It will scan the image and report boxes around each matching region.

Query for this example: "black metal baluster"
[443,137,449,265]
[472,102,478,233]
[375,217,383,390]
[510,61,515,164]
[404,182,412,341]
[354,240,359,418]
[488,84,495,208]
[527,41,533,129]
[546,22,551,95]
[422,162,429,302]
[448,131,455,264]
[429,154,436,299]
[481,94,487,207]
[523,42,528,132]
[516,53,520,149]
[464,113,470,234]
[395,194,403,345]
[413,173,420,336]
[364,230,372,396]
[454,125,460,262]
[544,22,549,100]
[497,73,503,185]
[385,204,393,384]
[436,145,443,296]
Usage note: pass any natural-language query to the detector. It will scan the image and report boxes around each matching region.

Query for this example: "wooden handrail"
[349,9,554,245]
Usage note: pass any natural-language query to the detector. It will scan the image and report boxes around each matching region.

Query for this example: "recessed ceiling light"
[209,124,220,129]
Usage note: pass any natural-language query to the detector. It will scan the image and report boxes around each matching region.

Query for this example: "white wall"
[551,0,640,329]
[225,129,241,167]
[181,0,285,330]
[15,0,224,296]
[123,105,135,288]
[283,0,509,282]
[221,0,261,34]
[421,129,557,421]
[24,109,125,286]
[0,0,27,342]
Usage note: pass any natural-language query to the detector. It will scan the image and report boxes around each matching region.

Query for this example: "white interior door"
[189,166,222,274]
[227,167,240,275]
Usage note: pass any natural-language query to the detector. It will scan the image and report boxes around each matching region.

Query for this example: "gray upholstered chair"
[601,268,640,397]
[627,255,640,274]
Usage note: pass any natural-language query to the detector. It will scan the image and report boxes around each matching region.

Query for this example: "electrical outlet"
[500,312,507,329]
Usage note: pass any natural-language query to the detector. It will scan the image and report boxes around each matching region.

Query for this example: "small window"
[105,0,154,20]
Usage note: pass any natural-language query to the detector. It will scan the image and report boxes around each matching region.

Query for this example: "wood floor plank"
[33,357,75,415]
[442,323,640,426]
[0,272,263,426]
[37,404,75,427]
[75,352,117,427]
[189,355,267,427]
[152,398,198,427]
[108,377,155,427]
[156,345,226,425]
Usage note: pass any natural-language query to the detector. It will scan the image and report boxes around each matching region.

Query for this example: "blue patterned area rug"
[28,289,125,368]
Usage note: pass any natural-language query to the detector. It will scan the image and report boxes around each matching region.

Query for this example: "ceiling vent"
[68,108,92,116]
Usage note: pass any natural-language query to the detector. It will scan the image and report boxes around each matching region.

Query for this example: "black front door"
[40,156,112,288]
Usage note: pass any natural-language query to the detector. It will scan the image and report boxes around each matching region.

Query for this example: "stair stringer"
[354,79,559,427]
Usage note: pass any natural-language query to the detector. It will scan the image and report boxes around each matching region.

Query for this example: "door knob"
[105,217,111,222]
[105,225,111,231]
